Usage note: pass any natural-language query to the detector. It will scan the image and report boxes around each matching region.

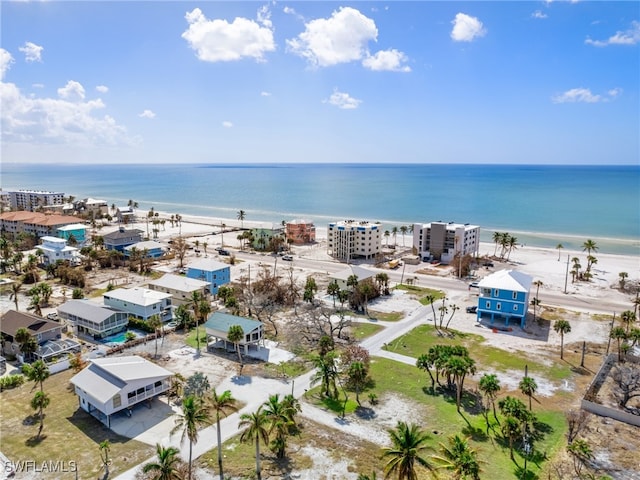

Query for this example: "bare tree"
[566,409,590,443]
[612,364,640,410]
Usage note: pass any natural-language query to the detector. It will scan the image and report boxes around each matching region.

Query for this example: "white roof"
[187,258,229,271]
[57,223,88,231]
[148,273,209,291]
[104,287,172,305]
[330,265,376,282]
[477,269,533,292]
[125,241,165,251]
[41,236,67,244]
[70,356,172,404]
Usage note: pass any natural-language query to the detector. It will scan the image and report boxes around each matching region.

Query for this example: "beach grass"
[0,369,154,480]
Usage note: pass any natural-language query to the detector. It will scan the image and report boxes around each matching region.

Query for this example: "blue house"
[124,240,166,259]
[476,269,532,329]
[103,227,144,252]
[57,223,88,245]
[186,258,230,295]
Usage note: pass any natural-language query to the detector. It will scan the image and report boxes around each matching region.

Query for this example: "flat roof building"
[413,221,480,264]
[327,220,382,262]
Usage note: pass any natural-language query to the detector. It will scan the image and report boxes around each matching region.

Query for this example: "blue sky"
[1,1,638,165]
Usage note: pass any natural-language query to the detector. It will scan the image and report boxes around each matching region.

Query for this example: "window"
[486,301,491,309]
[113,394,121,408]
[512,291,518,300]
[513,304,518,311]
[496,302,501,311]
[493,289,500,297]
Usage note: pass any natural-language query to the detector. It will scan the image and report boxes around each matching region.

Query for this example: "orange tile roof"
[0,211,79,226]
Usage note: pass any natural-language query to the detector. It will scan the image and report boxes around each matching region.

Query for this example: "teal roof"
[204,311,261,334]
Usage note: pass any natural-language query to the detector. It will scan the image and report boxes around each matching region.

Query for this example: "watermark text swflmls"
[4,460,77,474]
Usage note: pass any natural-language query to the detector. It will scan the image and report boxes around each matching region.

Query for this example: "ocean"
[1,163,638,256]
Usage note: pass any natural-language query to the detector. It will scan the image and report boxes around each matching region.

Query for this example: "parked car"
[282,254,293,261]
[482,261,494,267]
[469,282,479,289]
[218,249,230,256]
[466,306,478,314]
[46,312,59,321]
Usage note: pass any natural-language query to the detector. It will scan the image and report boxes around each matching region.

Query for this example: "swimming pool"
[101,330,146,346]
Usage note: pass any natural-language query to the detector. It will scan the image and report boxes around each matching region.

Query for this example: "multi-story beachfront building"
[475,269,532,329]
[0,211,81,239]
[327,220,382,262]
[285,219,316,245]
[7,190,65,212]
[249,223,285,251]
[413,221,480,264]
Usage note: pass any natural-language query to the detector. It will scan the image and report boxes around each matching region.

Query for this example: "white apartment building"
[8,190,65,212]
[327,220,382,262]
[413,222,480,264]
[103,287,173,322]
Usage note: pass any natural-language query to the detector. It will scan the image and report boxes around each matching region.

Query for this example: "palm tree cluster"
[570,239,600,283]
[610,309,639,362]
[491,232,518,261]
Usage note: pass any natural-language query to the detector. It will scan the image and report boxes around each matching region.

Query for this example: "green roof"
[204,311,262,334]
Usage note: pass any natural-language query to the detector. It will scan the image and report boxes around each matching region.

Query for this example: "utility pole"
[564,254,570,294]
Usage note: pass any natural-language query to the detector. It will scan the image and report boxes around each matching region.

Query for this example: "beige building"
[147,273,210,307]
[412,221,480,263]
[327,220,382,262]
[7,190,65,212]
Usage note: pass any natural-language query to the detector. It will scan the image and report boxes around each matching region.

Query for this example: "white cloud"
[1,77,134,147]
[286,7,378,67]
[19,42,44,63]
[257,3,272,28]
[0,49,14,80]
[585,20,640,47]
[182,7,276,62]
[325,89,362,109]
[260,91,271,97]
[552,87,622,104]
[222,120,233,128]
[96,85,109,93]
[138,109,156,119]
[362,49,411,72]
[531,10,548,19]
[450,13,487,42]
[57,80,85,102]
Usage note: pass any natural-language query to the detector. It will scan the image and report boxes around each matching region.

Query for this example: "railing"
[127,382,170,405]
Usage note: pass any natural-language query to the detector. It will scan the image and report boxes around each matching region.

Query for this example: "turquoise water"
[2,163,638,255]
[101,330,144,345]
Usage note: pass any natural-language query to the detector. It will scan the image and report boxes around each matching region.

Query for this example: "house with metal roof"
[124,240,166,258]
[204,312,264,355]
[57,299,129,339]
[147,273,210,307]
[70,355,172,427]
[476,269,533,328]
[186,258,230,295]
[103,226,144,252]
[329,265,377,290]
[103,287,173,322]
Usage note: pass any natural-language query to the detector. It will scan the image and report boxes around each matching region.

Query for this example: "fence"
[581,353,640,427]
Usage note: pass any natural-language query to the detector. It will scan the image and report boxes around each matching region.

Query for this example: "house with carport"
[70,355,173,427]
[476,269,532,328]
[147,274,210,307]
[103,287,173,322]
[204,312,264,355]
[57,299,129,340]
[186,258,230,295]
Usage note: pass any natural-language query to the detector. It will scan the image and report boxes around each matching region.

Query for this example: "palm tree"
[15,328,38,362]
[478,373,501,427]
[556,243,564,261]
[99,440,111,478]
[9,281,22,311]
[347,361,368,405]
[567,439,594,478]
[227,325,245,364]
[148,314,163,358]
[492,231,502,256]
[30,390,50,436]
[620,310,637,334]
[310,352,338,399]
[24,359,50,392]
[239,406,270,480]
[392,226,399,246]
[196,300,211,355]
[327,280,340,308]
[553,320,571,359]
[384,230,390,247]
[582,239,598,256]
[143,444,182,480]
[399,226,408,247]
[208,389,238,480]
[610,326,628,362]
[519,375,538,411]
[382,421,435,480]
[262,394,297,459]
[171,395,211,480]
[237,210,246,229]
[444,354,476,412]
[432,434,482,480]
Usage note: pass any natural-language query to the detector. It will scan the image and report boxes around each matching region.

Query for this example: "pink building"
[285,219,316,245]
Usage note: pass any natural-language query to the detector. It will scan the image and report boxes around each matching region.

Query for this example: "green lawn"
[383,324,572,381]
[351,322,385,341]
[394,284,446,305]
[366,310,404,322]
[0,369,154,480]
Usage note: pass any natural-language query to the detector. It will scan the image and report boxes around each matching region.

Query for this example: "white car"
[282,254,293,261]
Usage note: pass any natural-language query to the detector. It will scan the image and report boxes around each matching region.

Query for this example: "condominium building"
[8,190,65,212]
[327,220,382,262]
[413,222,480,264]
[0,211,81,239]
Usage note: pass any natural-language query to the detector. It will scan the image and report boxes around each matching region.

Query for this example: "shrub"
[72,288,84,299]
[0,374,25,391]
[127,317,155,333]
